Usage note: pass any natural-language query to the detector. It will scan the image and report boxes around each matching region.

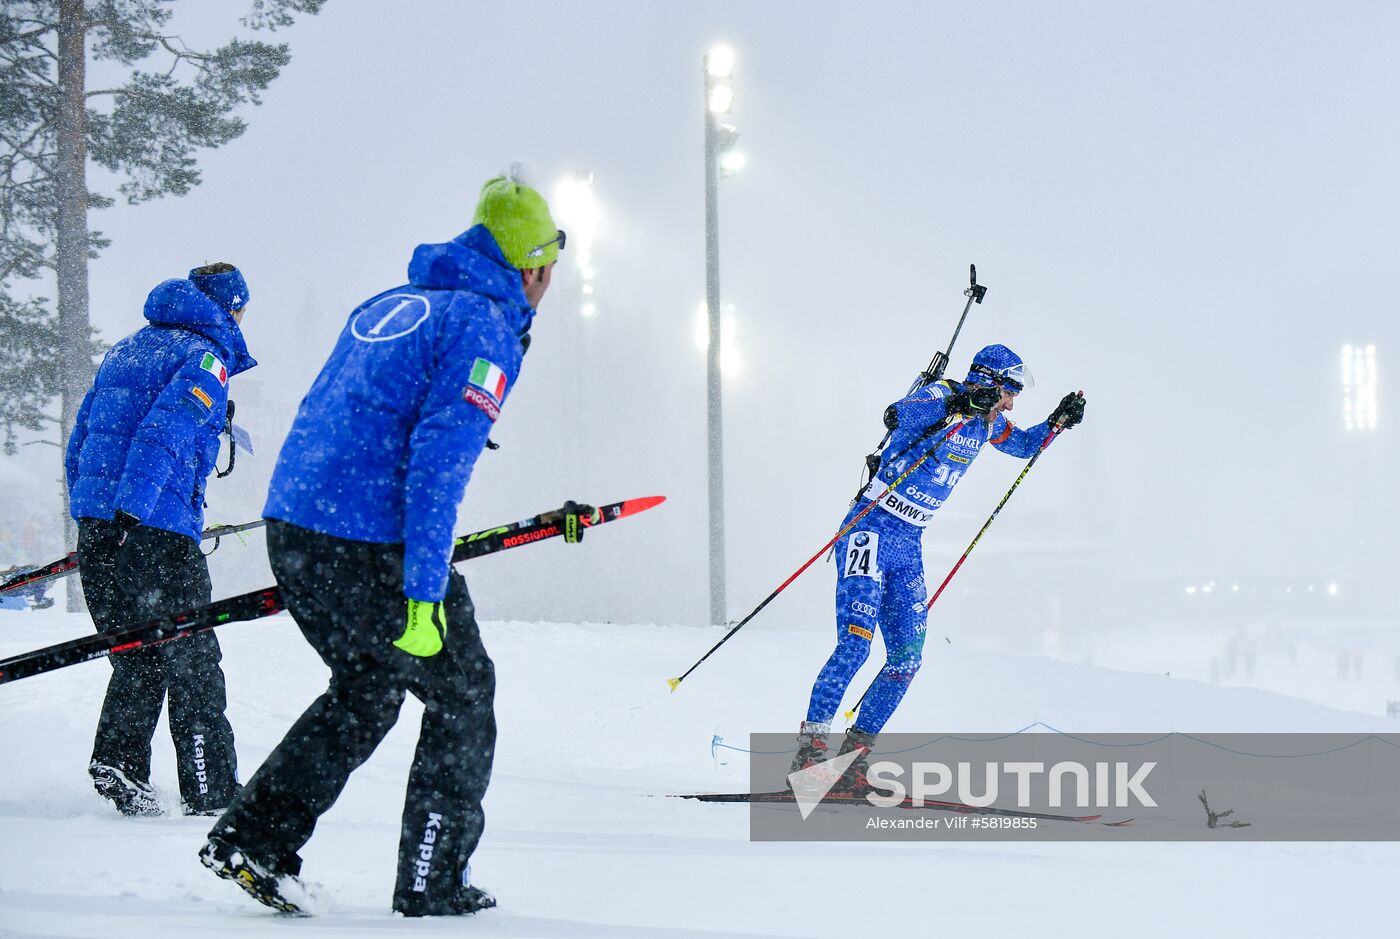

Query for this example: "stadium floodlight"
[719,150,747,176]
[708,83,734,115]
[694,302,741,377]
[1342,343,1378,432]
[705,44,736,79]
[553,173,599,319]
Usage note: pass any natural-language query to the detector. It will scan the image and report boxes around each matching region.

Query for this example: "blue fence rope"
[711,722,1400,761]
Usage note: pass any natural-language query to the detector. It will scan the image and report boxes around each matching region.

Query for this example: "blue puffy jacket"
[264,224,534,602]
[66,280,257,540]
[862,380,1053,528]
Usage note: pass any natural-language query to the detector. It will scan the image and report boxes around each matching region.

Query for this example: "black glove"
[562,500,601,544]
[113,510,141,547]
[945,385,1002,417]
[1048,391,1086,429]
[89,510,140,566]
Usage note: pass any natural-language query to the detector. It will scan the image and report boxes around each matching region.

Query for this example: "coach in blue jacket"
[67,262,255,817]
[202,168,591,918]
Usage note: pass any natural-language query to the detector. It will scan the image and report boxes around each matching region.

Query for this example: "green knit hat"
[472,163,560,270]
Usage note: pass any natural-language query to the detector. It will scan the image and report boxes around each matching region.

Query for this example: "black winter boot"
[90,761,163,817]
[395,884,497,917]
[199,835,310,915]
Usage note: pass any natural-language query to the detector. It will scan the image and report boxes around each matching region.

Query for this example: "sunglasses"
[526,229,567,260]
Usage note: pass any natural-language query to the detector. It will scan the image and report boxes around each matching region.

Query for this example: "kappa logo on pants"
[192,733,209,794]
[412,812,444,892]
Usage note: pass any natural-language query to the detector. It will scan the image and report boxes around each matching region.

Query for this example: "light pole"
[703,44,739,627]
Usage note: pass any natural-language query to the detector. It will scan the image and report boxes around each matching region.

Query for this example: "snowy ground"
[2,606,1398,938]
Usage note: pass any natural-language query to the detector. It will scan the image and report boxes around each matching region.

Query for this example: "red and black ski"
[675,790,1133,826]
[0,496,664,685]
[0,519,269,596]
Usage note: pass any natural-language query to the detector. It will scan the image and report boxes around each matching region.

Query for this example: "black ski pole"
[842,403,1078,722]
[668,418,972,693]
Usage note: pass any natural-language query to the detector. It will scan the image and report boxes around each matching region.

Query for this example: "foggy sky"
[12,0,1398,636]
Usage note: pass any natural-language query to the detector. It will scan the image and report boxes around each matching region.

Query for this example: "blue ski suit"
[806,380,1053,734]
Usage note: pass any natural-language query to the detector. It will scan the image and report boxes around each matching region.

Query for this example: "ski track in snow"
[1,608,1397,938]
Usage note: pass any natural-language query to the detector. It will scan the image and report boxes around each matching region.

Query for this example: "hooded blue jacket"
[66,279,257,540]
[263,225,534,602]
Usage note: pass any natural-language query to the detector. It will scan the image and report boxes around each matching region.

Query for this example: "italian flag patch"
[468,358,507,405]
[199,353,227,386]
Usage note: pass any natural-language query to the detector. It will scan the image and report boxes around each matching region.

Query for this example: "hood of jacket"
[143,279,257,376]
[407,224,536,340]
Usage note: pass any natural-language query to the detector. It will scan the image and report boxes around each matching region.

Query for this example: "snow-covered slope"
[1,608,1395,937]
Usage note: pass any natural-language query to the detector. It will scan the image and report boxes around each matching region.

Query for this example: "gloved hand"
[114,510,141,547]
[945,385,1002,417]
[394,598,446,657]
[1048,391,1086,429]
[88,510,141,567]
[562,500,602,544]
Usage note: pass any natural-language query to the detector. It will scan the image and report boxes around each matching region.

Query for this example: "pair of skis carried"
[0,519,269,598]
[0,497,665,685]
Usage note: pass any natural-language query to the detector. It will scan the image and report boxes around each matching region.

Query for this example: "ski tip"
[666,677,682,693]
[620,495,666,515]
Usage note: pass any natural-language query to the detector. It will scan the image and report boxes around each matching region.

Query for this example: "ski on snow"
[675,790,1134,826]
[0,496,665,685]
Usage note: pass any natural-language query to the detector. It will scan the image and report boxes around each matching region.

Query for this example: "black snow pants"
[77,517,240,812]
[210,520,496,909]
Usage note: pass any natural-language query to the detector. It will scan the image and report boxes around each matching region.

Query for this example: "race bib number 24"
[844,530,879,578]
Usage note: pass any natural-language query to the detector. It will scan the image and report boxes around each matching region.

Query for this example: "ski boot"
[394,884,497,917]
[828,728,878,796]
[200,835,309,915]
[789,720,831,774]
[89,761,162,817]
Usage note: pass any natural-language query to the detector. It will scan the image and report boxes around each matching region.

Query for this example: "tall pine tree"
[0,0,325,603]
